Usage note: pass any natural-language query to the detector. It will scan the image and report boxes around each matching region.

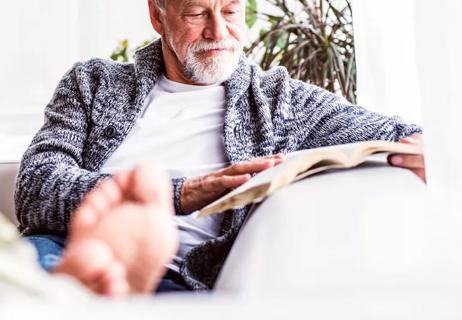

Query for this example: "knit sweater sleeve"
[287,80,422,149]
[14,65,110,235]
[15,63,188,235]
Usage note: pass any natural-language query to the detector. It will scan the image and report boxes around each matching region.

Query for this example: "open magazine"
[199,140,423,217]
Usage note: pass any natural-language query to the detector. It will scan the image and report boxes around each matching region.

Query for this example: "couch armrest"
[0,162,19,225]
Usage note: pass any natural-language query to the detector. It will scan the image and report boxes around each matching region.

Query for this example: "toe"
[70,207,99,239]
[100,262,130,297]
[130,163,172,204]
[54,239,115,293]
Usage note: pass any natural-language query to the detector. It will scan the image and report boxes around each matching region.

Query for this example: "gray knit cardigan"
[15,40,421,290]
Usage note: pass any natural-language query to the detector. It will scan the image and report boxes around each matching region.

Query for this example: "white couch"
[0,111,43,224]
[2,158,462,316]
[0,162,19,224]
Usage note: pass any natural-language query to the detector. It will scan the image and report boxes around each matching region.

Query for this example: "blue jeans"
[26,234,190,293]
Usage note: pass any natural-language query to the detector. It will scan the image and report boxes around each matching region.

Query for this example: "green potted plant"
[247,0,356,102]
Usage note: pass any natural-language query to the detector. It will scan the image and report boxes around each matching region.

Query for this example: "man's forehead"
[172,0,244,8]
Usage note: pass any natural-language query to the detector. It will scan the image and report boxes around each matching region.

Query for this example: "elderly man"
[16,0,425,295]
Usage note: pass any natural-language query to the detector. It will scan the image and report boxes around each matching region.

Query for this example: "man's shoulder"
[242,60,340,113]
[251,63,289,85]
[57,58,140,102]
[250,63,313,89]
[70,58,136,82]
[248,62,318,96]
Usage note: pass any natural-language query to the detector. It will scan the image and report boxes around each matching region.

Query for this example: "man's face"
[151,0,247,84]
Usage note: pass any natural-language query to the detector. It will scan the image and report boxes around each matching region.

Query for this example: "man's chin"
[186,52,240,84]
[191,72,231,85]
[191,68,234,85]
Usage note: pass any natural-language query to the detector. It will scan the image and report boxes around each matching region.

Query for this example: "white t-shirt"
[101,75,228,272]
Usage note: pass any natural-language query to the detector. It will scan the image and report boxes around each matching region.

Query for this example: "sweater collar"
[133,39,253,109]
[133,39,164,110]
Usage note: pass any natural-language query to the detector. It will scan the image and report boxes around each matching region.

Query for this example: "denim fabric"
[26,234,190,293]
[156,269,191,293]
[26,234,65,272]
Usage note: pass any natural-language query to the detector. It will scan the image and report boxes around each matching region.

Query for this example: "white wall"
[0,1,79,113]
[412,0,462,211]
[353,0,422,124]
[353,0,462,211]
[77,0,155,60]
[0,0,155,161]
[0,0,154,115]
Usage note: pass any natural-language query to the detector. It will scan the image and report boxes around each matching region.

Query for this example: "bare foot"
[54,238,129,296]
[54,164,179,296]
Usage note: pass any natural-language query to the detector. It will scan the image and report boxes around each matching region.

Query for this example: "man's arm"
[288,80,424,180]
[286,80,421,149]
[15,65,189,235]
[14,65,109,235]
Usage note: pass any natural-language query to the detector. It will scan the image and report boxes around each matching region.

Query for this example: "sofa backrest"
[0,162,19,225]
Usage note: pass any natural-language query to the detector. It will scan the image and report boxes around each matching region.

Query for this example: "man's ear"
[148,0,164,36]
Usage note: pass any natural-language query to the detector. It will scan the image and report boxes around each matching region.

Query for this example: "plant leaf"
[246,0,258,28]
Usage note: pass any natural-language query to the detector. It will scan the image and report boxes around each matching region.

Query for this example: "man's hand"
[180,154,285,214]
[388,133,426,182]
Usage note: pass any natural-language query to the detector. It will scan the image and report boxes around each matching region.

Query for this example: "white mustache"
[189,39,241,54]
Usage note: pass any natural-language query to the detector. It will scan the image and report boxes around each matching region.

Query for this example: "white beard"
[167,36,242,85]
[184,47,241,84]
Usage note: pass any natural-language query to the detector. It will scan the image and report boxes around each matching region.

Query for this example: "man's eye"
[224,8,241,16]
[186,12,207,17]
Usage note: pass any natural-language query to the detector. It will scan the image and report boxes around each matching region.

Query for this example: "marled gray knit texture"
[15,40,421,290]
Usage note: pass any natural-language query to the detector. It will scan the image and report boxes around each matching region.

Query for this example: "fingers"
[261,153,285,161]
[400,137,416,145]
[388,154,426,182]
[180,154,285,213]
[400,133,424,146]
[410,168,427,183]
[393,134,426,182]
[219,160,271,175]
[183,174,251,198]
[180,173,252,213]
[208,174,252,190]
[388,154,424,169]
[219,155,284,176]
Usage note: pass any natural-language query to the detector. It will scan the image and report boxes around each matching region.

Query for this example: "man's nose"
[204,13,229,41]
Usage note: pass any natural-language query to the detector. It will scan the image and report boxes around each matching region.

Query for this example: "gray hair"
[154,0,247,12]
[153,0,167,11]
